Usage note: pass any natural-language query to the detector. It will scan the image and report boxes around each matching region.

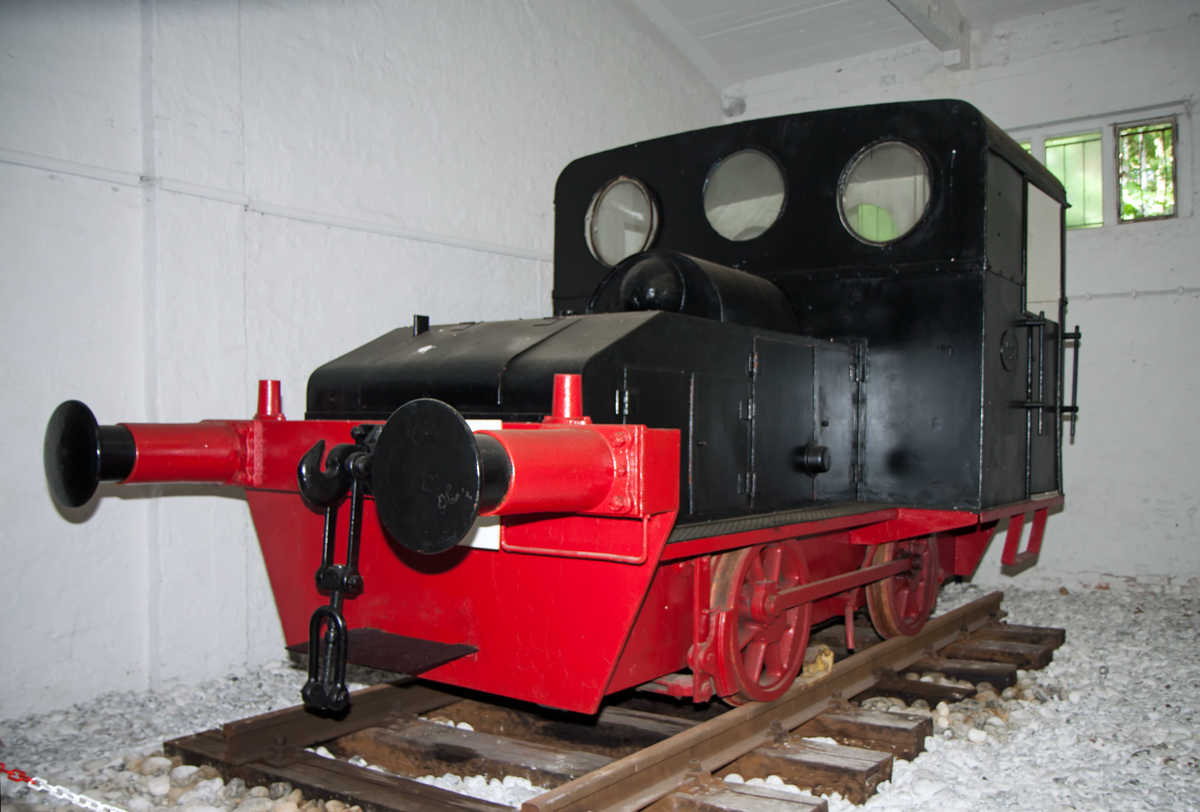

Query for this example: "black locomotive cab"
[308,99,1071,524]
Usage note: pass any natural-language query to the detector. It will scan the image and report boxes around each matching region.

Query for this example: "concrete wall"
[0,0,719,719]
[734,0,1200,593]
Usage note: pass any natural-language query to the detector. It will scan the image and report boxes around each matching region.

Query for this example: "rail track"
[165,592,1065,812]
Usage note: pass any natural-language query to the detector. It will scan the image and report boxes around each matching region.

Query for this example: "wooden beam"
[167,729,508,812]
[903,658,1018,689]
[886,0,971,69]
[421,700,696,759]
[852,673,973,706]
[651,782,826,812]
[721,740,891,805]
[972,621,1067,649]
[797,707,931,761]
[328,720,614,788]
[939,638,1055,670]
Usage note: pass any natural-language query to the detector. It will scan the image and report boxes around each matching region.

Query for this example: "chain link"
[2,762,127,812]
[3,763,34,783]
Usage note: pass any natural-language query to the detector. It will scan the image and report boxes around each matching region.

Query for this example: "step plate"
[288,628,477,676]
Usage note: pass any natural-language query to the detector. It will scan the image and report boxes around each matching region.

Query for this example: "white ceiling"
[631,0,1096,88]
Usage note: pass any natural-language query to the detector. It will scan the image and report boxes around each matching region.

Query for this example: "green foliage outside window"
[1044,132,1103,229]
[1118,121,1175,221]
[853,204,898,242]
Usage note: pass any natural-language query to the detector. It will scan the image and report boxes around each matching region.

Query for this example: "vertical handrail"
[1062,325,1082,438]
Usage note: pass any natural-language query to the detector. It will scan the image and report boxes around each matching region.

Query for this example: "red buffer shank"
[479,427,614,515]
[121,422,243,484]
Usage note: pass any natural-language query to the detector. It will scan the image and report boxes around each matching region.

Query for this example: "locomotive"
[44,100,1079,714]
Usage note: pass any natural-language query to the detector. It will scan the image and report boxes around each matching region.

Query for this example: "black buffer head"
[372,399,511,555]
[44,400,136,508]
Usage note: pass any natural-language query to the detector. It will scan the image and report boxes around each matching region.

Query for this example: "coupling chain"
[2,762,128,812]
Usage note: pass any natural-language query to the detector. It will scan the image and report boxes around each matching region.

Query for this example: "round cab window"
[585,177,658,267]
[839,141,931,244]
[703,149,786,241]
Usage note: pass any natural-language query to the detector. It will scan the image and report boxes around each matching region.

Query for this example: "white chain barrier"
[3,763,128,812]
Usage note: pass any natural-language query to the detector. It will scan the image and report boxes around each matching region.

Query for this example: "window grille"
[1117,120,1175,222]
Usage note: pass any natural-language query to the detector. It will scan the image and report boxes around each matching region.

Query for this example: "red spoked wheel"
[712,541,812,704]
[866,536,938,638]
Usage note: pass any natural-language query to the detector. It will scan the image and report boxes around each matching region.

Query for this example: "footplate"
[289,628,477,677]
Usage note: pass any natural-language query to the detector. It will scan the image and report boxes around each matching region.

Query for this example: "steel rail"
[522,591,1004,812]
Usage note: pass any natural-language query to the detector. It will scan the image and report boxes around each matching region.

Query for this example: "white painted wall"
[735,0,1200,593]
[0,0,719,719]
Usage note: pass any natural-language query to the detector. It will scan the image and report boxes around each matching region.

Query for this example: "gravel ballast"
[2,584,1197,810]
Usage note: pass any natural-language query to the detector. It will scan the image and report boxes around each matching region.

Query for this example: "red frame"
[113,379,1062,714]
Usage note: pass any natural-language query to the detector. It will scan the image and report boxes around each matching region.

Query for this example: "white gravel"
[768,583,1200,812]
[1,664,310,786]
[2,585,1197,811]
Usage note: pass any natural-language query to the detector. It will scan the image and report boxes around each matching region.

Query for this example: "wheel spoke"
[748,551,764,582]
[776,620,796,664]
[763,545,783,582]
[737,620,762,650]
[758,615,788,644]
[763,640,783,680]
[743,639,767,680]
[894,578,914,618]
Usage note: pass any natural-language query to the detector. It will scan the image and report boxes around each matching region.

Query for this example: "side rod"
[764,557,914,616]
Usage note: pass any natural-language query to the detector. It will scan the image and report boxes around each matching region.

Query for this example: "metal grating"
[667,501,893,543]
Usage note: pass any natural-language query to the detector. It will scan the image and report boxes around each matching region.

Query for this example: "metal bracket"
[1000,507,1047,567]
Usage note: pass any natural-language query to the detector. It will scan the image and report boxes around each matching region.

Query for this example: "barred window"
[1118,120,1175,222]
[1044,132,1103,230]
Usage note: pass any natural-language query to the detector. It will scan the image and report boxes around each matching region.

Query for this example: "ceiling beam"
[886,0,971,70]
[629,0,737,93]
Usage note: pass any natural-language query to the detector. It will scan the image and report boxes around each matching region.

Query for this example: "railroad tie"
[796,707,931,761]
[902,657,1019,688]
[970,620,1067,649]
[652,781,827,812]
[938,637,1055,670]
[421,701,696,759]
[852,673,973,705]
[166,731,507,812]
[328,720,613,787]
[718,739,892,806]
